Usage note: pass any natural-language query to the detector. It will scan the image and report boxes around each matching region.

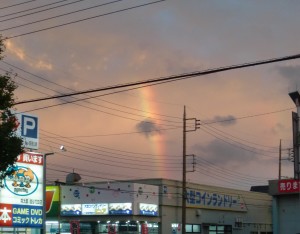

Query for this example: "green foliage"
[0,38,24,179]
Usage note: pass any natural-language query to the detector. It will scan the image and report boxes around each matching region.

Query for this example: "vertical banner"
[70,220,80,234]
[108,224,116,234]
[141,223,149,234]
[0,152,43,228]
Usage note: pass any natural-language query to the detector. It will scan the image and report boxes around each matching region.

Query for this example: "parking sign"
[15,113,39,150]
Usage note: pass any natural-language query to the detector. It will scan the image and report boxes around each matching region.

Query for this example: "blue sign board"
[15,113,39,150]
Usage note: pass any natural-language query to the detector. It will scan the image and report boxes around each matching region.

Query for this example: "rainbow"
[140,86,167,179]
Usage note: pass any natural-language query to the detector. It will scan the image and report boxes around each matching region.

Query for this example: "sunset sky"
[1,0,300,190]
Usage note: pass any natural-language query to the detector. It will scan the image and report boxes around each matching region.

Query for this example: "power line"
[201,107,295,126]
[1,61,181,120]
[0,0,37,10]
[0,67,182,127]
[0,0,85,21]
[14,53,300,105]
[5,0,166,39]
[40,129,182,157]
[200,127,277,159]
[0,0,125,31]
[201,124,278,154]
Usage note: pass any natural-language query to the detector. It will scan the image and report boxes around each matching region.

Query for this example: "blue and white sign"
[15,113,39,150]
[139,203,158,216]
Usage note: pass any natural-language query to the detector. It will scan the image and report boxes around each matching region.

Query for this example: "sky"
[1,0,300,191]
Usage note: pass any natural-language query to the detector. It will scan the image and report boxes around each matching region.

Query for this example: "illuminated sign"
[46,186,60,217]
[139,203,158,216]
[0,152,43,228]
[61,204,81,216]
[109,203,132,215]
[278,179,300,193]
[82,203,108,215]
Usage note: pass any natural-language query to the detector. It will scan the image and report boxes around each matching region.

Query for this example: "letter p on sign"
[17,113,39,149]
[22,115,38,138]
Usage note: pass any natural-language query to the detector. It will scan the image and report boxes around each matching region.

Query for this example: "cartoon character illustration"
[10,168,35,188]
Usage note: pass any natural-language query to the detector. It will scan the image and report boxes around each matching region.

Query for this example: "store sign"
[186,189,247,212]
[278,179,300,193]
[0,152,43,228]
[139,203,158,216]
[46,186,60,217]
[15,113,39,150]
[61,203,133,216]
[82,203,108,215]
[109,203,132,215]
[61,204,81,216]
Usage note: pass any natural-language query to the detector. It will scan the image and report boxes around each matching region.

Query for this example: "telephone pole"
[289,91,300,179]
[182,106,200,234]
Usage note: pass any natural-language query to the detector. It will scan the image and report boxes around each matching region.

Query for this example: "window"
[171,223,201,233]
[207,225,232,234]
[186,224,201,233]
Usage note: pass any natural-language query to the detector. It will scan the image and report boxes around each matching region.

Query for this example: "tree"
[0,37,23,179]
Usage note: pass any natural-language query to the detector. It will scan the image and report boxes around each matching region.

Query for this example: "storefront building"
[46,179,273,234]
[46,182,160,234]
[268,179,300,234]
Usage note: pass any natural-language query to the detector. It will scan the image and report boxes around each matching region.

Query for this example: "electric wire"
[201,124,278,154]
[5,0,166,39]
[195,156,272,182]
[0,0,37,10]
[0,68,183,127]
[200,127,278,159]
[14,53,300,105]
[0,0,125,31]
[1,60,181,120]
[41,129,182,158]
[201,122,279,151]
[40,140,182,165]
[0,0,87,22]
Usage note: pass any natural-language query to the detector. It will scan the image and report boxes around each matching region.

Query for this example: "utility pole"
[279,139,282,180]
[289,91,300,179]
[182,106,187,234]
[182,106,200,234]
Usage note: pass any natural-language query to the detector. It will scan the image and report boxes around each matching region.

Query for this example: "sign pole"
[43,153,54,234]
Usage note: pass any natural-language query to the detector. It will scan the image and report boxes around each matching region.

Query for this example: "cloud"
[275,65,300,88]
[5,40,26,60]
[192,139,259,167]
[136,119,161,137]
[205,115,237,126]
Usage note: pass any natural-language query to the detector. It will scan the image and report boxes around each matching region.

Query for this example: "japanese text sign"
[186,189,247,212]
[0,152,44,228]
[278,179,300,193]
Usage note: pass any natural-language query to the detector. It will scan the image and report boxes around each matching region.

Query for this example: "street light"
[42,145,66,234]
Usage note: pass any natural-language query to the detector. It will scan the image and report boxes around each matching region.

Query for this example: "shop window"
[208,225,231,234]
[119,221,138,232]
[188,224,201,233]
[147,223,159,234]
[193,225,200,232]
[186,224,193,232]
